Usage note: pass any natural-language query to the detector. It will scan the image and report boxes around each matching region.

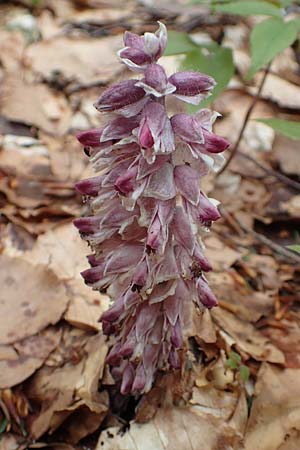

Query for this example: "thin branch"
[220,207,300,264]
[238,152,300,192]
[217,63,271,176]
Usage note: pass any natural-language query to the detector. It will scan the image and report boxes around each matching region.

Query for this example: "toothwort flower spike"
[75,22,230,395]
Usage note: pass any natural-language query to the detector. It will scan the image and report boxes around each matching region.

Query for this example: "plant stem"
[217,63,271,176]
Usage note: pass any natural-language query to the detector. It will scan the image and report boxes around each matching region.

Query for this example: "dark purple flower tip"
[203,130,230,154]
[132,364,147,393]
[139,122,154,149]
[169,71,216,96]
[144,63,168,92]
[193,246,213,272]
[114,165,138,195]
[119,340,135,358]
[80,265,104,284]
[170,320,183,348]
[123,31,145,51]
[76,128,102,147]
[199,192,221,222]
[75,175,103,196]
[169,348,181,369]
[106,343,122,366]
[73,216,101,234]
[121,363,135,395]
[119,47,152,65]
[196,277,218,309]
[102,320,114,335]
[101,298,125,323]
[94,80,145,112]
[87,254,102,267]
[131,258,148,288]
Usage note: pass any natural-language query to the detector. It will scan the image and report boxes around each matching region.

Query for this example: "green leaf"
[255,118,300,140]
[247,17,298,79]
[287,244,300,254]
[214,1,282,17]
[229,351,241,363]
[225,358,239,369]
[165,31,198,56]
[239,365,250,382]
[0,418,8,434]
[182,45,234,107]
[280,0,295,6]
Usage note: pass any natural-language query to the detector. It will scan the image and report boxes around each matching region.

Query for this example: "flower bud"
[94,80,145,113]
[169,71,215,97]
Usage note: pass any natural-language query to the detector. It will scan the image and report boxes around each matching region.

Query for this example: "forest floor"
[1,1,300,449]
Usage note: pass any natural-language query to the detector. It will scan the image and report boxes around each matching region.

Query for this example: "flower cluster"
[74,22,229,395]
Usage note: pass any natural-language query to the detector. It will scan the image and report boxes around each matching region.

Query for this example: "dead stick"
[238,152,300,192]
[217,63,271,176]
[220,206,300,264]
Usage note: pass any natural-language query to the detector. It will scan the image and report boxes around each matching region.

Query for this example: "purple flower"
[136,63,176,97]
[138,101,174,163]
[94,80,147,117]
[75,22,229,395]
[118,22,167,72]
[169,71,216,104]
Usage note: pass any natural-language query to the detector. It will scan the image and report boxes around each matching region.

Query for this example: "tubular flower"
[75,23,229,395]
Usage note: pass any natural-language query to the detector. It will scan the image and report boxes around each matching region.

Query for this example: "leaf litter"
[1,1,300,449]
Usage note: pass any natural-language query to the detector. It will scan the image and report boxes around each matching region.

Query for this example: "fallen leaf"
[0,75,71,135]
[98,397,247,450]
[25,35,123,86]
[273,134,300,176]
[244,363,300,450]
[0,327,61,388]
[204,236,243,271]
[0,255,69,344]
[212,308,285,364]
[25,331,108,440]
[22,222,109,330]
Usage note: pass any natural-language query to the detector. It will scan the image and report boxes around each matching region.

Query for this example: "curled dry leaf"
[212,308,285,364]
[0,327,61,388]
[244,363,300,450]
[25,331,108,440]
[0,254,69,345]
[98,393,247,450]
[0,75,72,135]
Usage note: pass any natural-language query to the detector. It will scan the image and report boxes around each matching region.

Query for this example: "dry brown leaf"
[281,195,300,218]
[0,254,69,344]
[0,433,27,450]
[25,35,123,86]
[0,327,61,388]
[244,364,300,450]
[98,397,247,450]
[204,235,243,271]
[26,331,108,439]
[0,135,51,180]
[214,90,275,153]
[273,134,300,176]
[262,319,300,369]
[252,73,300,110]
[208,272,274,323]
[0,75,71,135]
[22,222,109,330]
[212,308,285,364]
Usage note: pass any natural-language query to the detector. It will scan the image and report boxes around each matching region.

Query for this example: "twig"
[238,152,300,192]
[217,63,271,176]
[220,206,300,264]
